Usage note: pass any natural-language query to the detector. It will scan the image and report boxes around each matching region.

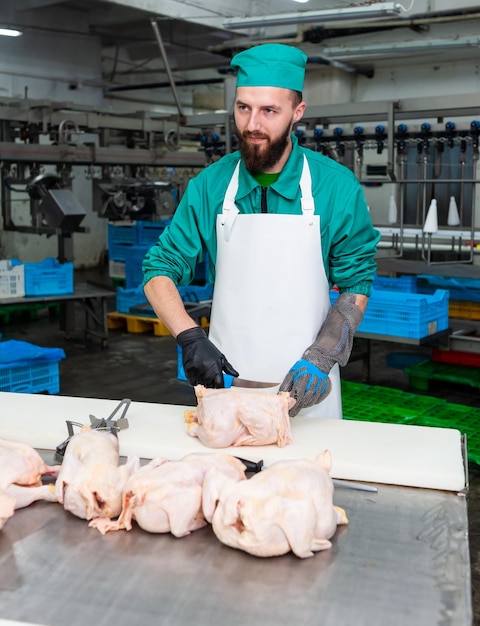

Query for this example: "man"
[143,43,380,418]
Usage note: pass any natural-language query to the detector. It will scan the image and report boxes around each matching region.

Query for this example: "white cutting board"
[0,391,466,492]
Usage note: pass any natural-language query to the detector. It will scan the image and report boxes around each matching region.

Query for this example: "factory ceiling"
[4,0,480,110]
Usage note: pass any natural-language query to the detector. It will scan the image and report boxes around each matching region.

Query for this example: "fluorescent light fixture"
[324,36,480,58]
[291,0,310,3]
[224,2,402,30]
[0,27,22,37]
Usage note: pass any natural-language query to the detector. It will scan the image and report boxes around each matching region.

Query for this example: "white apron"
[208,156,342,419]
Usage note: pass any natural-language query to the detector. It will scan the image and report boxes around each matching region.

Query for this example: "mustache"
[242,131,270,140]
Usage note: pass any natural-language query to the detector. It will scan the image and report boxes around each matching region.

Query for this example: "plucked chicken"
[90,453,247,537]
[54,428,140,521]
[207,450,348,558]
[184,385,294,448]
[0,438,60,530]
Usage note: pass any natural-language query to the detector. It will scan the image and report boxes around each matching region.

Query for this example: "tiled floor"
[2,277,480,624]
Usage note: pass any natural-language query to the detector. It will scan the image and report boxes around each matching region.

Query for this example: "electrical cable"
[398,0,415,13]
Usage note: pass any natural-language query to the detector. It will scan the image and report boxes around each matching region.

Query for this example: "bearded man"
[143,44,380,418]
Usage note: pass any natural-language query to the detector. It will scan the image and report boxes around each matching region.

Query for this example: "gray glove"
[279,293,364,416]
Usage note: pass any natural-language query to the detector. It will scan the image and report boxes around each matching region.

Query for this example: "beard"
[236,123,292,174]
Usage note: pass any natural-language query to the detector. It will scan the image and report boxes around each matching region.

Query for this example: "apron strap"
[220,161,241,241]
[300,154,315,225]
[221,155,315,238]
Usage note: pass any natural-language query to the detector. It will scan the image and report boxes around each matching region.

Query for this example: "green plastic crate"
[405,360,480,392]
[341,380,479,464]
[342,382,445,424]
[410,403,480,465]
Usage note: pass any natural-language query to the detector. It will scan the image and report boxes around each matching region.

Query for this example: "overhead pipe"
[210,10,480,66]
[105,78,224,93]
[308,56,373,78]
[150,17,186,124]
[209,29,373,77]
[317,9,480,30]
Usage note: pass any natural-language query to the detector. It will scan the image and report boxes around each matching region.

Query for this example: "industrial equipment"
[0,93,479,275]
[2,166,87,262]
[95,178,175,221]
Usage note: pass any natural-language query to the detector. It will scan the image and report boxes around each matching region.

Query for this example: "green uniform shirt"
[143,135,380,296]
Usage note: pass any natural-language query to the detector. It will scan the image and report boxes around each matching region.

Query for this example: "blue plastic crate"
[0,339,65,366]
[330,288,449,339]
[417,274,480,302]
[0,361,60,394]
[137,220,171,245]
[177,283,213,302]
[108,222,140,261]
[373,275,418,292]
[116,285,148,314]
[124,245,151,289]
[12,258,74,296]
[0,339,65,394]
[177,344,187,381]
[108,241,134,262]
[108,222,139,245]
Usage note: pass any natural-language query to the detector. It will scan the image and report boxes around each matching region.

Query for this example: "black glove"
[177,327,239,388]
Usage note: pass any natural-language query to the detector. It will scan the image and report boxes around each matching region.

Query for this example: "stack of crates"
[363,274,480,394]
[108,220,172,287]
[1,258,73,298]
[331,275,449,339]
[116,282,213,315]
[417,274,480,321]
[109,219,212,312]
[0,339,66,394]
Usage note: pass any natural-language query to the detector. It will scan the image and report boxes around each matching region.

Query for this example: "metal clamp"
[89,398,131,432]
[54,398,131,463]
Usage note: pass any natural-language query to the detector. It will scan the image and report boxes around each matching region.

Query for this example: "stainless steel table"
[0,284,116,347]
[0,472,471,626]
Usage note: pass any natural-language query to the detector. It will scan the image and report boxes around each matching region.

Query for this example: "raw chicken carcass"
[54,428,140,521]
[184,385,294,449]
[208,450,348,559]
[90,453,247,537]
[0,438,60,530]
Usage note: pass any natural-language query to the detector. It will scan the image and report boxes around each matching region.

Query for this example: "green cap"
[230,44,308,92]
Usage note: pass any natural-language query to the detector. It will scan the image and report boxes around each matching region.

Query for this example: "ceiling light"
[291,0,310,3]
[324,36,480,58]
[0,27,22,37]
[224,2,403,30]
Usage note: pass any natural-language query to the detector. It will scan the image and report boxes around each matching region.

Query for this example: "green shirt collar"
[254,171,280,187]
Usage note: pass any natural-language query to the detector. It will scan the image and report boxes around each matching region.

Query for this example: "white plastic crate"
[109,259,126,279]
[0,259,25,298]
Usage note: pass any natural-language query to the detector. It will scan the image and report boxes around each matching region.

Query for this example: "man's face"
[234,86,306,173]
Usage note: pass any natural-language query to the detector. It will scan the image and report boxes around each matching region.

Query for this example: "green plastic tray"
[341,380,479,464]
